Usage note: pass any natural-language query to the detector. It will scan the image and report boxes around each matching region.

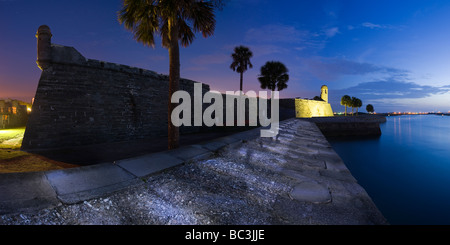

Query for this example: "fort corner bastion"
[294,85,385,137]
[295,85,334,119]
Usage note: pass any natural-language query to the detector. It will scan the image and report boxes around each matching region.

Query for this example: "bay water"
[328,115,450,225]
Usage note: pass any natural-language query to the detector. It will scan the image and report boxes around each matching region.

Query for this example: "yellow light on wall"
[295,99,334,118]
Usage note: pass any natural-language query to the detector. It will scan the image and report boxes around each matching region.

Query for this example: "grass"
[0,127,25,149]
[0,127,78,173]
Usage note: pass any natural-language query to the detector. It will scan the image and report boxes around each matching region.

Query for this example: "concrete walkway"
[0,118,387,224]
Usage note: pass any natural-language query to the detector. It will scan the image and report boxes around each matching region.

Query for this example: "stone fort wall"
[22,26,211,150]
[295,99,334,118]
[22,25,294,151]
[295,85,334,118]
[22,46,210,150]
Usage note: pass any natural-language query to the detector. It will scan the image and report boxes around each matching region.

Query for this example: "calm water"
[328,115,450,225]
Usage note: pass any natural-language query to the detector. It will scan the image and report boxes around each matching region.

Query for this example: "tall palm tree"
[230,46,253,92]
[354,97,363,115]
[118,0,217,150]
[350,96,362,116]
[341,95,351,116]
[257,61,289,96]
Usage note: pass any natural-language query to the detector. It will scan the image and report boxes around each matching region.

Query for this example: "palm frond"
[230,46,253,73]
[118,0,161,47]
[178,18,195,47]
[119,0,217,48]
[258,61,289,92]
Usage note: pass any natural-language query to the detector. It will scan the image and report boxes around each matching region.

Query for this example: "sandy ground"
[0,150,79,173]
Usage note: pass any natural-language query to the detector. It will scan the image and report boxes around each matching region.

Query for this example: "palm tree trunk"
[168,19,180,150]
[345,106,347,116]
[239,72,243,92]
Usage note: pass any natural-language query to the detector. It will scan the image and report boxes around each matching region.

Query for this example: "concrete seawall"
[303,115,386,137]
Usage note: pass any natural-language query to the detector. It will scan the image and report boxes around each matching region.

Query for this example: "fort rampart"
[22,25,293,151]
[22,25,209,150]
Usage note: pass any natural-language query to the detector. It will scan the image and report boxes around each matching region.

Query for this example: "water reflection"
[329,115,450,224]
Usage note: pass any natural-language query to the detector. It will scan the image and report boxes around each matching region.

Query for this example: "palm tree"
[118,0,218,150]
[340,95,351,116]
[353,97,362,115]
[366,104,374,114]
[230,46,253,93]
[257,61,289,96]
[350,97,357,116]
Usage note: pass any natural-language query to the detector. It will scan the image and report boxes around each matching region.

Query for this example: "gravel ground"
[0,120,387,225]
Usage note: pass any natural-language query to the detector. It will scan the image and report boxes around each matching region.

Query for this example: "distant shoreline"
[377,112,450,116]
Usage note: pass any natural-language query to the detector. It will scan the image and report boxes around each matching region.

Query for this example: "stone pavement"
[0,118,388,224]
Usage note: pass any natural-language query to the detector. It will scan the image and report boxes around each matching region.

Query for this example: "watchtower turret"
[320,85,328,103]
[36,25,52,70]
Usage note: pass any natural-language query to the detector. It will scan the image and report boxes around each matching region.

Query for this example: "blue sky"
[1,0,450,113]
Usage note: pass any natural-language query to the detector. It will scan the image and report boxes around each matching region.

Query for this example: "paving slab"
[54,178,141,204]
[0,172,60,214]
[45,163,138,204]
[290,181,331,204]
[117,152,184,178]
[281,169,316,183]
[196,134,243,151]
[170,145,213,161]
[321,155,349,171]
[228,129,261,141]
[198,140,229,152]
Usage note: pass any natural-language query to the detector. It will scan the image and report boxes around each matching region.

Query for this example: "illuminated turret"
[320,85,328,103]
[36,25,52,70]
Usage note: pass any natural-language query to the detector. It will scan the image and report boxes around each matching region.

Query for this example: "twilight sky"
[1,0,450,113]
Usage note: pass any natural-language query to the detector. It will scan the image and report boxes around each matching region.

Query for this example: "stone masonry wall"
[295,99,334,118]
[23,25,295,151]
[22,45,209,150]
